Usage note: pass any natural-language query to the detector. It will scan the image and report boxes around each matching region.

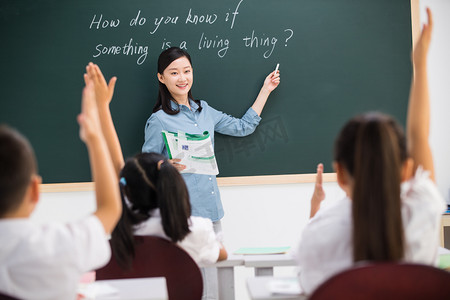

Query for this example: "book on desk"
[234,247,291,255]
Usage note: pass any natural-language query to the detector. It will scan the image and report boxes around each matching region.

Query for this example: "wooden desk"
[247,277,307,300]
[89,277,168,300]
[441,214,450,247]
[201,254,245,300]
[202,253,296,300]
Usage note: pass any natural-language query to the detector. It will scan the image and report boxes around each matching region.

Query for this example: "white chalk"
[274,63,279,74]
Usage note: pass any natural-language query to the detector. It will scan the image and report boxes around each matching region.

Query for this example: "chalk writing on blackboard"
[87,0,294,65]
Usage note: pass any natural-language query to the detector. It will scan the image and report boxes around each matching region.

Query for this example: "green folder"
[438,254,450,270]
[233,247,291,255]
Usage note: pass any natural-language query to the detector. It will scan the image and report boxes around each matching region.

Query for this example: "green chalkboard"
[0,0,412,183]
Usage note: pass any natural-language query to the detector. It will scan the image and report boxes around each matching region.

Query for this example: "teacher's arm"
[142,114,166,154]
[251,70,280,116]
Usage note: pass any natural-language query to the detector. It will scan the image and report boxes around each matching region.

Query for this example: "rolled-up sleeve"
[143,114,165,154]
[209,105,262,137]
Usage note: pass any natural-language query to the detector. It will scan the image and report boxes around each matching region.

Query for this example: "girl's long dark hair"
[153,47,202,115]
[334,113,407,263]
[110,152,191,268]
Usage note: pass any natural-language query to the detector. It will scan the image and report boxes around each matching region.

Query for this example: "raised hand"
[85,62,117,106]
[310,163,326,218]
[77,79,102,144]
[413,7,433,70]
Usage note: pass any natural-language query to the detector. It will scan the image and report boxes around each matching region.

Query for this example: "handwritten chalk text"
[88,0,295,64]
[89,14,120,29]
[242,30,278,58]
[93,38,148,65]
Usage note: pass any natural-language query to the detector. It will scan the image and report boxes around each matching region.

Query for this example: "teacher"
[142,47,280,223]
[142,46,279,300]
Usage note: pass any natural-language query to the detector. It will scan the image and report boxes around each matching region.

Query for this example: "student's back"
[0,79,121,299]
[0,212,110,299]
[295,162,445,294]
[294,9,446,295]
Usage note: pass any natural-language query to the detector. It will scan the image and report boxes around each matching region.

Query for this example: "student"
[294,8,446,295]
[84,63,227,269]
[0,80,121,299]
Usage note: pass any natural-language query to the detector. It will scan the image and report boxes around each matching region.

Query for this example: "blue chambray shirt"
[142,99,261,221]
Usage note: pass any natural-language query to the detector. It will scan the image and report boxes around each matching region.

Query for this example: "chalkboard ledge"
[40,173,337,193]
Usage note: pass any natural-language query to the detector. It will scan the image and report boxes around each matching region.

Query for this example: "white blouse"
[134,209,221,265]
[294,167,446,294]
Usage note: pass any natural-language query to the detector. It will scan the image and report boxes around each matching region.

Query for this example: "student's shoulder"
[306,198,351,232]
[401,167,446,213]
[189,216,214,231]
[49,215,107,242]
[9,216,105,257]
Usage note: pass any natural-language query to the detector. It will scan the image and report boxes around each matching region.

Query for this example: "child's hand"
[310,163,325,218]
[85,62,117,106]
[412,7,433,69]
[312,163,326,203]
[77,79,102,143]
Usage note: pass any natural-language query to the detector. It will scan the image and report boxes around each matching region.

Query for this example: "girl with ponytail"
[295,8,446,295]
[83,63,228,269]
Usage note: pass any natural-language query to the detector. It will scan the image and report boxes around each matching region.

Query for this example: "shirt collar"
[169,99,199,112]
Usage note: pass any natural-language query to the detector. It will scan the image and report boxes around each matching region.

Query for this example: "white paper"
[162,130,219,175]
[78,282,119,299]
[267,278,303,295]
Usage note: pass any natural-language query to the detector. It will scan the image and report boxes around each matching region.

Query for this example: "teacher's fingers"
[168,159,186,171]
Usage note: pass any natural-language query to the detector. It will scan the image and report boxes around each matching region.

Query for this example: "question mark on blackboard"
[284,29,294,46]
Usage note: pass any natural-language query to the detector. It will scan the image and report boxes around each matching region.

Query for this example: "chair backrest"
[0,293,20,300]
[309,262,450,300]
[96,236,203,300]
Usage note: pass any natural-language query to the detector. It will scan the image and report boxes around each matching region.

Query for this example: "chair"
[309,262,450,300]
[0,292,20,300]
[96,236,203,300]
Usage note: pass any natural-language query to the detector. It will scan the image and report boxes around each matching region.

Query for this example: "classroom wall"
[30,1,449,299]
[420,0,450,204]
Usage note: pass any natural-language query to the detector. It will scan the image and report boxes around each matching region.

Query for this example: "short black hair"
[0,125,37,216]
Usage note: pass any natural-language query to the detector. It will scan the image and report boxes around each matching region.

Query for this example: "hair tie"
[119,177,127,186]
[157,160,164,170]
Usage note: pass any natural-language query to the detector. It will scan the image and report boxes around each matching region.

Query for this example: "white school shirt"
[294,167,446,295]
[0,215,110,300]
[134,209,221,265]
